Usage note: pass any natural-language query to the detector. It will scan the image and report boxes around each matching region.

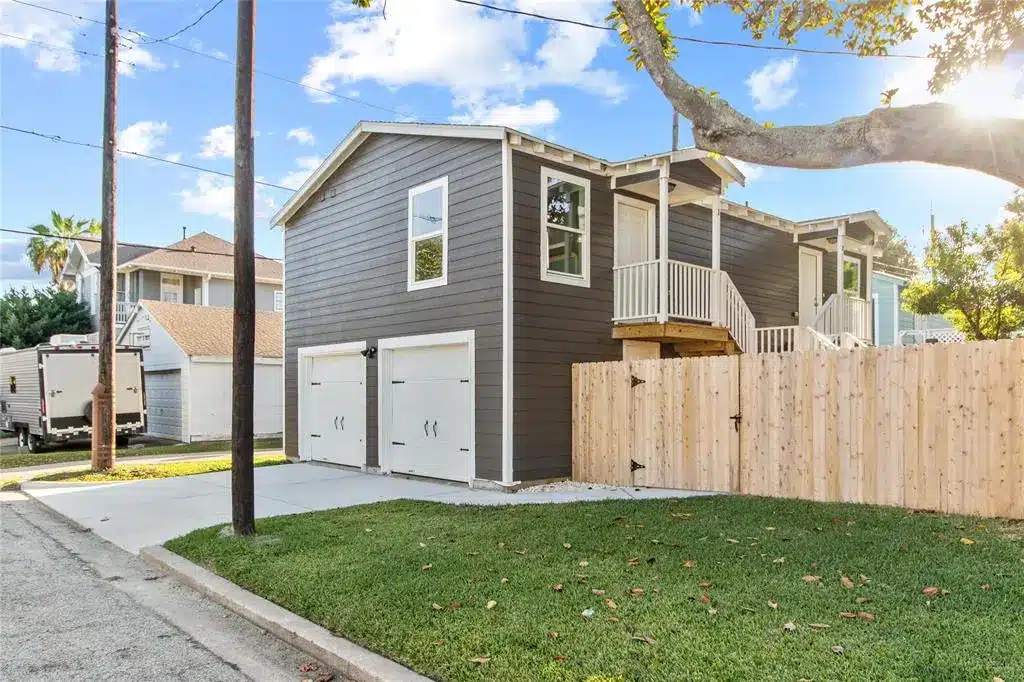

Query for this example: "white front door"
[798,247,823,326]
[383,340,472,482]
[614,196,655,266]
[160,274,183,303]
[303,351,365,467]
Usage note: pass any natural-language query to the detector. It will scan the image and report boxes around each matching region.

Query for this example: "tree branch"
[617,0,1024,187]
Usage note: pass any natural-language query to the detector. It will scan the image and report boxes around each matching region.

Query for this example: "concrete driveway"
[23,463,706,553]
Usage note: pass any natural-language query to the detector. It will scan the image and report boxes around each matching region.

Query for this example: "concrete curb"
[140,545,432,682]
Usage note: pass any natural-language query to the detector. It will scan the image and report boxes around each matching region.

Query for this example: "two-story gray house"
[273,121,890,488]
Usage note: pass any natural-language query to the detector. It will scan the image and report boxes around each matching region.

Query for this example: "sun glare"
[946,67,1024,120]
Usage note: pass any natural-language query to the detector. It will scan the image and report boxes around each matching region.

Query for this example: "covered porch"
[607,151,756,355]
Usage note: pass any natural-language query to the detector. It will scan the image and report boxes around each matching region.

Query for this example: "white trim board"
[297,341,367,462]
[377,329,476,484]
[500,137,515,485]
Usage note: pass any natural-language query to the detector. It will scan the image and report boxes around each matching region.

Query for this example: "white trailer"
[0,339,147,452]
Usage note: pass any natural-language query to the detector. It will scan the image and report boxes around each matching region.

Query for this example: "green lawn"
[166,496,1024,682]
[34,455,288,483]
[0,437,282,470]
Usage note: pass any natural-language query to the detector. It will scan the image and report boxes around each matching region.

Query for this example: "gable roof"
[124,300,282,358]
[120,232,283,283]
[60,240,157,280]
[271,121,746,228]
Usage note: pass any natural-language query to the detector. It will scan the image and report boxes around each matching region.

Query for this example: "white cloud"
[187,39,229,60]
[286,127,316,146]
[118,41,166,76]
[199,125,235,159]
[300,0,624,110]
[165,152,183,163]
[179,174,278,221]
[0,0,91,72]
[279,156,325,190]
[450,98,559,132]
[118,121,169,156]
[746,57,799,111]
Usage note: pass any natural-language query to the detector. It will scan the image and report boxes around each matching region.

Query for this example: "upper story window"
[407,177,448,291]
[160,273,183,303]
[541,167,590,287]
[843,256,861,296]
[274,290,285,312]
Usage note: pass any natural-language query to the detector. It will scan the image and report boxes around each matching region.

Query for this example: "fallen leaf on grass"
[497,542,505,549]
[840,612,858,619]
[802,575,822,584]
[582,608,595,619]
[552,584,564,592]
[418,542,427,548]
[626,557,640,566]
[768,600,779,609]
[773,557,786,564]
[921,586,947,597]
[607,616,620,622]
[708,608,718,615]
[857,612,876,622]
[592,589,606,596]
[579,560,589,568]
[431,603,443,611]
[765,526,776,531]
[699,593,710,605]
[421,564,432,572]
[467,551,480,556]
[782,622,796,632]
[299,664,317,673]
[831,645,845,655]
[671,512,692,518]
[563,543,572,550]
[604,598,618,609]
[981,583,992,590]
[961,537,975,545]
[632,633,657,645]
[434,639,445,645]
[840,575,855,589]
[683,560,696,568]
[500,577,509,584]
[469,656,490,665]
[699,580,713,588]
[554,656,567,663]
[651,538,661,544]
[726,538,740,544]
[629,587,645,597]
[810,623,830,630]
[486,600,497,610]
[515,550,527,556]
[855,597,871,604]
[549,632,559,639]
[859,574,870,585]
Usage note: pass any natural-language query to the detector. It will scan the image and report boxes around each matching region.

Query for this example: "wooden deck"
[613,322,740,357]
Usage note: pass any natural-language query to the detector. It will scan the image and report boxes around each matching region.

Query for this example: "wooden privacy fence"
[572,340,1024,519]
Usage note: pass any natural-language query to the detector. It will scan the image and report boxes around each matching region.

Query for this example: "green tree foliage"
[874,230,919,277]
[0,287,93,349]
[902,197,1024,341]
[26,211,101,285]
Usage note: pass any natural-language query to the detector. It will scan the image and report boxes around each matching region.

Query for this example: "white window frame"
[407,176,449,292]
[540,166,591,288]
[274,290,285,312]
[160,273,183,303]
[843,255,862,297]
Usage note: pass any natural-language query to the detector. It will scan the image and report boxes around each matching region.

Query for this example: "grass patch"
[0,478,20,491]
[34,455,288,483]
[0,437,282,470]
[165,496,1024,682]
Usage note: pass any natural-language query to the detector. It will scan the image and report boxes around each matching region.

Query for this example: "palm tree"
[26,211,101,285]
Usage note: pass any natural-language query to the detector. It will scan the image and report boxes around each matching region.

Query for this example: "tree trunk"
[231,0,257,536]
[92,0,118,472]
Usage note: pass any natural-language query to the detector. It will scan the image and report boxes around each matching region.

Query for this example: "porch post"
[866,249,874,342]
[835,219,846,333]
[123,269,130,302]
[202,275,211,306]
[711,194,721,270]
[658,161,669,323]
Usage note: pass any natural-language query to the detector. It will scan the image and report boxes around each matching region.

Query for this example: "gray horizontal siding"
[511,151,620,482]
[285,133,504,480]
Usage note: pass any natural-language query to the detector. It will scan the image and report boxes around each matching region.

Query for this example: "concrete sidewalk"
[23,463,708,553]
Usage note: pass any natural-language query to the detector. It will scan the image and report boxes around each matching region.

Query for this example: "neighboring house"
[116,301,283,442]
[872,270,964,345]
[272,121,892,487]
[61,231,284,330]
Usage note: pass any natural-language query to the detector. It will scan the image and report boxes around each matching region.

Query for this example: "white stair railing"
[612,260,659,321]
[714,271,755,353]
[756,326,839,353]
[812,293,871,342]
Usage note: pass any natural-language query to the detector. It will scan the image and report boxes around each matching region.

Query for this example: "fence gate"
[572,356,739,491]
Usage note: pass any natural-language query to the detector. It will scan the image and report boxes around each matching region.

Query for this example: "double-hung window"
[274,290,285,312]
[541,167,590,287]
[843,255,861,296]
[407,176,448,291]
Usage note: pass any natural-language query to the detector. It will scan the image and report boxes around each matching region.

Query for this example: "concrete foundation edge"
[140,545,432,682]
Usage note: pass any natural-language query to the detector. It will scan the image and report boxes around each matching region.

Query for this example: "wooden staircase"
[613,321,740,359]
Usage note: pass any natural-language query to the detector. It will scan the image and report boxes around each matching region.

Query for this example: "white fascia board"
[191,355,283,365]
[59,241,90,280]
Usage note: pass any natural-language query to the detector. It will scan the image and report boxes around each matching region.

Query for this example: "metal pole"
[231,0,256,535]
[92,0,118,471]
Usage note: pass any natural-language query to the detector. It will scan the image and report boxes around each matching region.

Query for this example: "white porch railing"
[613,259,755,353]
[116,300,133,327]
[812,293,871,342]
[756,326,838,353]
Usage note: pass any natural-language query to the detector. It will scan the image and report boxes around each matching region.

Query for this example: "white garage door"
[145,370,183,441]
[300,347,365,467]
[383,334,472,482]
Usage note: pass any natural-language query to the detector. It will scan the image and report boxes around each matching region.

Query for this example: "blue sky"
[2,0,1020,290]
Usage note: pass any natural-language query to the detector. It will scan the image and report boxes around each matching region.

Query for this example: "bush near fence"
[572,339,1024,519]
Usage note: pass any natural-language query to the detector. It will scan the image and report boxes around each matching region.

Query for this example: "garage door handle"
[340,416,344,430]
[311,382,321,386]
[432,420,437,437]
[423,420,429,436]
[391,441,405,446]
[310,434,321,438]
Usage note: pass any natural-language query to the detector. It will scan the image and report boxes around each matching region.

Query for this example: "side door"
[306,353,365,467]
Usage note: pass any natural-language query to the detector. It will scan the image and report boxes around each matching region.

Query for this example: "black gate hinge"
[630,459,645,472]
[630,375,645,388]
[730,413,742,432]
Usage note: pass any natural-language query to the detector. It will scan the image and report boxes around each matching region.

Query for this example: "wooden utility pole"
[231,0,256,535]
[91,0,118,471]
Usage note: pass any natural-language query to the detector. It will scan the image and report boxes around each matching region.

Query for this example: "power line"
[0,124,298,192]
[9,0,421,120]
[0,31,138,68]
[0,227,282,262]
[144,0,225,44]
[455,0,931,60]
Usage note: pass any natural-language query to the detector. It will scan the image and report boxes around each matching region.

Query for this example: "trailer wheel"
[116,435,130,448]
[26,434,43,453]
[82,400,93,425]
